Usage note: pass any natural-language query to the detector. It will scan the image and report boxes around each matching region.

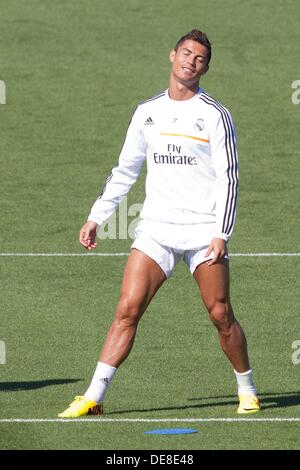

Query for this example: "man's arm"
[79,107,146,249]
[207,109,239,264]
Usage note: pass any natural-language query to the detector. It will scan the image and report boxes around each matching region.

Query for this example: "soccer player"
[59,29,260,418]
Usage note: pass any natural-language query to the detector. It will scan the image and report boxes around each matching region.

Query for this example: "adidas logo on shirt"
[144,116,154,125]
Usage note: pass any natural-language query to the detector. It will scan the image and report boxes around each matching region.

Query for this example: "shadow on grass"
[188,391,300,410]
[0,379,82,392]
[106,391,300,415]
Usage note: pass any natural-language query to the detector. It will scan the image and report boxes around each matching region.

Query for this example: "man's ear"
[169,49,176,63]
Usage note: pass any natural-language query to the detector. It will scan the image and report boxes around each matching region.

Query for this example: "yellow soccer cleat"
[58,396,103,418]
[237,394,260,414]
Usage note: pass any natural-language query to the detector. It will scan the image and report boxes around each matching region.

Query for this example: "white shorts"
[131,221,228,278]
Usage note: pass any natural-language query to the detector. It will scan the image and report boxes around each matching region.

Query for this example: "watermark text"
[0,340,6,364]
[97,197,142,240]
[291,80,300,104]
[291,340,300,365]
[0,80,6,104]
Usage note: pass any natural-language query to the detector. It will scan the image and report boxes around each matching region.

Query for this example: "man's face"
[169,39,209,86]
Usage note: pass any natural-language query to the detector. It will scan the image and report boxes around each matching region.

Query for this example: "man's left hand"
[205,237,227,266]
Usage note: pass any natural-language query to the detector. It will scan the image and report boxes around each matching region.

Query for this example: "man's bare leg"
[193,258,260,412]
[99,248,167,367]
[58,249,166,417]
[193,259,250,372]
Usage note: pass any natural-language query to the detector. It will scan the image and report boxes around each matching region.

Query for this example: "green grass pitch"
[0,0,299,450]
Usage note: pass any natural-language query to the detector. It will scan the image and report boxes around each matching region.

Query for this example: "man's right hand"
[79,221,98,250]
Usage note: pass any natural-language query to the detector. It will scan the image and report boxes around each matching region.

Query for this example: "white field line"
[0,253,299,257]
[0,253,129,257]
[231,253,300,257]
[0,418,299,423]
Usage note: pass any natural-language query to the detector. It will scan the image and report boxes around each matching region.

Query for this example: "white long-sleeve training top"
[88,88,239,242]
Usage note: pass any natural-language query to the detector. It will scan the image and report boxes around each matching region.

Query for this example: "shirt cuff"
[212,233,230,243]
[87,216,102,226]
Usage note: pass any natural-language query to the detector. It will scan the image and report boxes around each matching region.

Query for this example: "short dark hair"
[174,29,212,65]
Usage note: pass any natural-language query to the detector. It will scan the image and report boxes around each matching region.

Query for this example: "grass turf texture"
[0,0,299,450]
[1,258,299,449]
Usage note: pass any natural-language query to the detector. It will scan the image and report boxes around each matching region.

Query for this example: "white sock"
[84,362,117,404]
[234,369,257,396]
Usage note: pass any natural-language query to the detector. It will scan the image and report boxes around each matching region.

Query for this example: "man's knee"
[115,297,142,327]
[206,301,234,333]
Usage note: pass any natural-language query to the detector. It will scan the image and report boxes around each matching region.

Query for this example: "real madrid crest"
[194,118,205,132]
